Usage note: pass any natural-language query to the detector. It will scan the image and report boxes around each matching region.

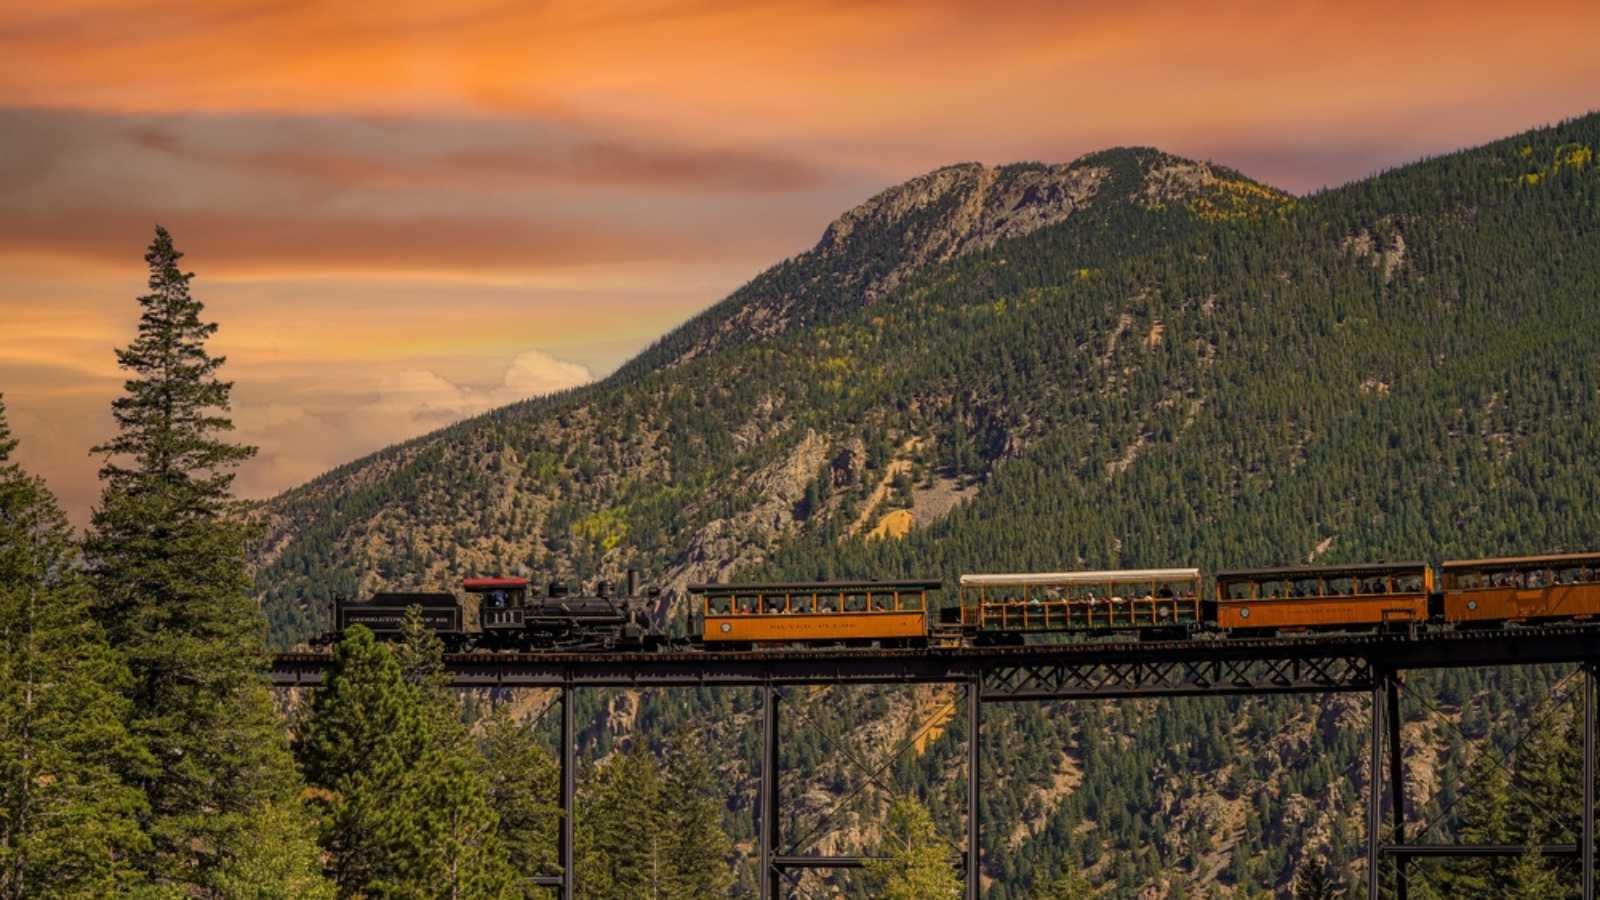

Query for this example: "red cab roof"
[462,577,529,589]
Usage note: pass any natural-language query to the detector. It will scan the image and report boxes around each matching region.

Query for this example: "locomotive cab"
[465,577,530,632]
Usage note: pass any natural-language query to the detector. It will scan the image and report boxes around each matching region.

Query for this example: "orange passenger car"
[1212,562,1432,631]
[1441,552,1600,624]
[687,580,940,647]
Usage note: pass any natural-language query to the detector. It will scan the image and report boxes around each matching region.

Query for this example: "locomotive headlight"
[720,623,733,633]
[1239,608,1250,619]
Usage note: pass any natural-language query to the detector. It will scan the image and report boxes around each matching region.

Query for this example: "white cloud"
[377,349,592,426]
[229,349,592,504]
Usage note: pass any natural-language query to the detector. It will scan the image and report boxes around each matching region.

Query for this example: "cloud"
[4,346,594,529]
[0,107,865,273]
[226,349,591,501]
[382,350,593,427]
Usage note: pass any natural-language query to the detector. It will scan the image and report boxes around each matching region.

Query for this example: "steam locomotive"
[315,570,663,652]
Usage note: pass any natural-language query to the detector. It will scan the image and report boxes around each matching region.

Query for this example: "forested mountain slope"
[256,113,1600,896]
[256,146,1285,641]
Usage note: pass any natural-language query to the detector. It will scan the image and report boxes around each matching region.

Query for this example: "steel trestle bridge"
[272,624,1600,899]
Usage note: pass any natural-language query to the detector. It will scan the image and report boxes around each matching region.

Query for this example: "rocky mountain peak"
[623,148,1281,377]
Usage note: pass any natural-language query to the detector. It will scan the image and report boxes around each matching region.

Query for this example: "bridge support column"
[1388,672,1406,900]
[1368,670,1384,900]
[1584,664,1595,900]
[967,676,981,900]
[560,683,575,900]
[761,684,781,900]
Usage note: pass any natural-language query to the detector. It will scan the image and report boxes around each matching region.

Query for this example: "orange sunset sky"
[2,0,1598,526]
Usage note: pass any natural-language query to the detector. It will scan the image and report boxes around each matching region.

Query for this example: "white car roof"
[960,568,1200,587]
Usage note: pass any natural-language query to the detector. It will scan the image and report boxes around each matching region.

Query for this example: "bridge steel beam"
[1382,843,1580,858]
[1388,672,1407,900]
[1367,672,1384,900]
[1585,663,1595,900]
[761,684,780,900]
[982,654,1374,701]
[967,677,981,900]
[271,624,1600,691]
[559,683,574,900]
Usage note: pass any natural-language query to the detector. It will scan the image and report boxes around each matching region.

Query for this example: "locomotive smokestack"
[597,581,611,599]
[627,569,638,597]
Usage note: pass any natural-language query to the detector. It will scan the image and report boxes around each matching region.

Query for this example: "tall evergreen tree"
[395,609,511,898]
[299,620,510,898]
[865,796,961,900]
[297,626,431,895]
[84,227,324,893]
[479,707,560,896]
[0,396,148,898]
[660,745,736,900]
[577,746,667,900]
[1043,857,1093,899]
[1291,858,1339,900]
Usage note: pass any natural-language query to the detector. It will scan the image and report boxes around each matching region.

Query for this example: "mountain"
[255,146,1287,641]
[255,113,1600,896]
[614,150,1288,377]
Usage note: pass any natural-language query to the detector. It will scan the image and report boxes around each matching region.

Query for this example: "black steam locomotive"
[316,571,664,652]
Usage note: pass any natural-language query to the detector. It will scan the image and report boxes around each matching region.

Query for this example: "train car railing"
[958,569,1203,633]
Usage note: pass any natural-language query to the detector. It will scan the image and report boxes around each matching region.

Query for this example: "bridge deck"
[272,622,1600,697]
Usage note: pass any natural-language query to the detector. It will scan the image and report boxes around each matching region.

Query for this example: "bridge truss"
[272,625,1600,899]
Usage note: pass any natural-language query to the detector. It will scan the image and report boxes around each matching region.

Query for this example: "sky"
[2,1,1598,527]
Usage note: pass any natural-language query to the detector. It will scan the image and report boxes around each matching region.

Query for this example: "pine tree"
[661,745,735,899]
[298,624,510,898]
[84,227,324,893]
[0,396,149,898]
[297,626,431,894]
[1505,842,1564,900]
[578,746,667,900]
[396,605,513,895]
[1432,753,1514,898]
[480,707,560,896]
[1043,856,1094,899]
[865,796,961,900]
[1291,857,1339,900]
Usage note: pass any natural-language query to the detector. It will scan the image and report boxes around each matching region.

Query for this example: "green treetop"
[1043,857,1094,899]
[866,796,962,900]
[660,745,736,900]
[479,707,560,895]
[0,396,149,898]
[298,622,510,897]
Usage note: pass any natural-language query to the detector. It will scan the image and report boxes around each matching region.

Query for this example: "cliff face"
[255,113,1600,896]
